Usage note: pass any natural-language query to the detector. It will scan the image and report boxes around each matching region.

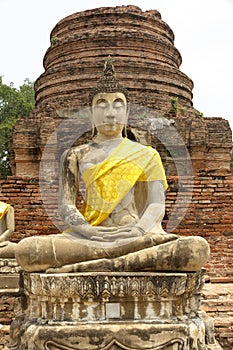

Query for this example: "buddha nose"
[105,104,116,116]
[105,105,116,121]
[106,115,115,122]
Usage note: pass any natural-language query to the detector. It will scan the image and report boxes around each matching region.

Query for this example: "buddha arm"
[59,148,88,227]
[134,181,166,234]
[58,149,120,239]
[0,206,15,242]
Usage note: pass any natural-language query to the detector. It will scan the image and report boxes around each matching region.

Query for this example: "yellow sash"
[81,138,168,226]
[0,201,10,220]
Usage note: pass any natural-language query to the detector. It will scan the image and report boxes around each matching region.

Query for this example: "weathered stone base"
[8,270,222,350]
[9,322,218,350]
[0,259,20,349]
[0,259,20,294]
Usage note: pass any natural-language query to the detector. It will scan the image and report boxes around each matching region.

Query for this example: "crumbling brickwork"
[10,5,232,178]
[0,177,58,242]
[166,172,233,279]
[202,283,233,350]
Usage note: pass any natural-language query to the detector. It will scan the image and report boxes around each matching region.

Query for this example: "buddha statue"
[0,201,16,258]
[15,57,210,273]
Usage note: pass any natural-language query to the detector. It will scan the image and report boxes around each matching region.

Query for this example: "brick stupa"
[11,6,231,177]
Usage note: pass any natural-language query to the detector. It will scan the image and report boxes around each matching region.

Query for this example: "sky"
[0,0,233,133]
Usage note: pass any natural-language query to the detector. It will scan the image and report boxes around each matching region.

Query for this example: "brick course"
[202,283,233,350]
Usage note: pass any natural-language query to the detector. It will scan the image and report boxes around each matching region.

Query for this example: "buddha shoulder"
[62,144,91,163]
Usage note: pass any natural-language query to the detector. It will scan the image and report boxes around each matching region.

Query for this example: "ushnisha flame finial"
[103,55,115,76]
[89,55,129,103]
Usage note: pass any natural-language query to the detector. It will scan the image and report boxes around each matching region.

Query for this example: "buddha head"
[89,56,129,138]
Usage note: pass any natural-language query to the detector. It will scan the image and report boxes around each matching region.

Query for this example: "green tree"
[0,77,35,178]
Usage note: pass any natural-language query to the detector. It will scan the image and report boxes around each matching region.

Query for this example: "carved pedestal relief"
[8,271,222,350]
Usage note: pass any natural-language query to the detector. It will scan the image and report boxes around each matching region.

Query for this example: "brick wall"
[0,177,59,242]
[166,171,233,280]
[202,282,233,350]
[0,293,20,349]
[0,171,232,279]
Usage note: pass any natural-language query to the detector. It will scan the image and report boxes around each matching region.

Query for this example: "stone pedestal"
[8,270,222,349]
[0,258,20,293]
[0,258,21,348]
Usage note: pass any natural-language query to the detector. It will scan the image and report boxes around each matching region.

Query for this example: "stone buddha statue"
[0,200,16,258]
[15,57,210,273]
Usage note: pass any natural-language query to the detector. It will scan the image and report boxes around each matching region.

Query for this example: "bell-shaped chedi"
[35,6,192,111]
[11,5,231,178]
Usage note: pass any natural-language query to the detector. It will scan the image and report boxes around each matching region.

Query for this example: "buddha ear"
[89,107,98,137]
[122,103,130,137]
[125,102,130,123]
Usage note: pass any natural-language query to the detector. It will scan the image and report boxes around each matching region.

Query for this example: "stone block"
[0,259,20,294]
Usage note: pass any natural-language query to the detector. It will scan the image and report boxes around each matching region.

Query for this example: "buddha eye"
[95,99,108,109]
[113,99,125,109]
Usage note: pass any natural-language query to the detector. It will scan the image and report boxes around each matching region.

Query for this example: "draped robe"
[0,201,10,220]
[80,138,168,226]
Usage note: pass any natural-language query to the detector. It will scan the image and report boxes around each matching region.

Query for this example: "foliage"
[170,97,179,115]
[180,107,187,115]
[0,77,35,178]
[50,36,58,45]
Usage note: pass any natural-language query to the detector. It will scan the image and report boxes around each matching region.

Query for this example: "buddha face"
[91,92,128,138]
